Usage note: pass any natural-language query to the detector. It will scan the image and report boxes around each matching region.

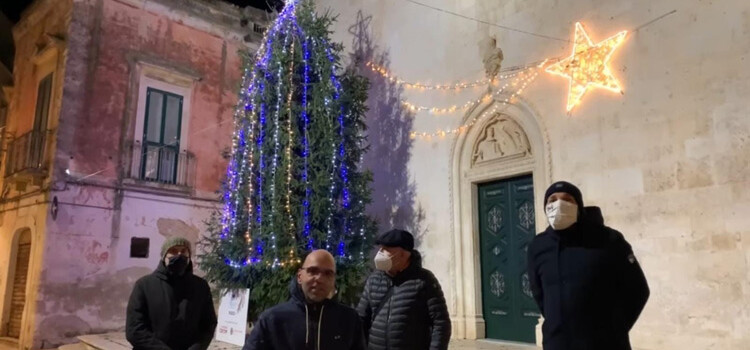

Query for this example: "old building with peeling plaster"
[0,0,267,348]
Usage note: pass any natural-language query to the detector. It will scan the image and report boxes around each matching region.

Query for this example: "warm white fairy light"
[401,94,492,114]
[398,66,536,115]
[239,0,290,261]
[284,39,296,261]
[267,27,293,267]
[366,61,518,91]
[314,38,337,251]
[222,67,252,240]
[410,63,545,139]
[243,70,258,250]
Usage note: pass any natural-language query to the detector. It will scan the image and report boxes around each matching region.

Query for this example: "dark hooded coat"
[126,261,217,350]
[527,205,650,350]
[243,278,366,350]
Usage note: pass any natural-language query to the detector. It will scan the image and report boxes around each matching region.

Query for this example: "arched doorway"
[450,99,550,343]
[5,229,31,338]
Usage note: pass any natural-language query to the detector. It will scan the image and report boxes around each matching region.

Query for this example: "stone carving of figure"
[473,126,499,163]
[479,35,504,80]
[472,116,531,165]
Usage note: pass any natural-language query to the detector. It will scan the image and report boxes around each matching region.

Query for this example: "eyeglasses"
[300,266,335,278]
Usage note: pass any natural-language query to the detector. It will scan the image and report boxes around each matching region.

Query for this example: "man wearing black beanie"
[527,181,650,350]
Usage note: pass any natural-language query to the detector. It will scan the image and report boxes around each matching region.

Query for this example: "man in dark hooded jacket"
[126,236,217,350]
[243,249,365,350]
[527,181,650,350]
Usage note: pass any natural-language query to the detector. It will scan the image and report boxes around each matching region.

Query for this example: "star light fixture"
[546,22,628,111]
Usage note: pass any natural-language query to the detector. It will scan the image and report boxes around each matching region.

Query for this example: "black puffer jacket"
[356,252,451,350]
[243,278,365,350]
[126,261,217,350]
[527,208,649,350]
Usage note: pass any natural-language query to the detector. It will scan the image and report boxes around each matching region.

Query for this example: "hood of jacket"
[154,257,194,281]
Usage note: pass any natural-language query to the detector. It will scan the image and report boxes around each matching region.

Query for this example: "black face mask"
[166,255,190,276]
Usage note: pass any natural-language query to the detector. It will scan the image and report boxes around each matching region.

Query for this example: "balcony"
[126,141,195,189]
[4,130,50,187]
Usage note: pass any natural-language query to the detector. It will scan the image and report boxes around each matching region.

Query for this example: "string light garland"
[401,94,491,114]
[223,0,300,267]
[366,61,527,94]
[410,62,545,139]
[311,38,337,251]
[406,10,676,138]
[220,0,369,268]
[400,65,536,115]
[366,61,495,90]
[545,22,628,111]
[266,26,294,267]
[365,11,674,119]
[284,39,296,261]
[323,41,352,256]
[301,32,313,250]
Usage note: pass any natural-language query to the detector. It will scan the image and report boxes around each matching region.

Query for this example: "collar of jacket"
[154,259,194,281]
[544,215,610,244]
[288,277,336,308]
[387,251,423,284]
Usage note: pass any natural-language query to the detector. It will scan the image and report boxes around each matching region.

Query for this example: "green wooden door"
[478,175,540,343]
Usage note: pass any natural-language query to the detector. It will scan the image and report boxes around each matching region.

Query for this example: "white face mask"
[546,200,578,230]
[374,250,393,271]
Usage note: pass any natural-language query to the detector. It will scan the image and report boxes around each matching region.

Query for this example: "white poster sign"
[215,288,250,346]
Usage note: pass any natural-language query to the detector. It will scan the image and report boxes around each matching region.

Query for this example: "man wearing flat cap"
[126,236,217,350]
[527,181,650,350]
[356,229,451,350]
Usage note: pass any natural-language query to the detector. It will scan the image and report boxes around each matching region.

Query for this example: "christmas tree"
[198,0,376,320]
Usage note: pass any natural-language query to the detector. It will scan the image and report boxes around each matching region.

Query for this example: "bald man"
[243,250,366,350]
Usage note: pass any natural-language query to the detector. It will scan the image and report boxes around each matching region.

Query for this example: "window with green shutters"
[141,88,183,184]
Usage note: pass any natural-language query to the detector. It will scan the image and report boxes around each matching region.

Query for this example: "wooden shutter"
[8,238,31,338]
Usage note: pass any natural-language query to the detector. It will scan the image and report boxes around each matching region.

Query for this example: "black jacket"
[126,261,217,350]
[527,209,649,350]
[243,278,366,350]
[356,253,451,350]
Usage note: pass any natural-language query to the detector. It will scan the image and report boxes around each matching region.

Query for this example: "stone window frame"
[125,61,197,191]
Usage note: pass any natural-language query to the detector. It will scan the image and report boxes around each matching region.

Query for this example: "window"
[130,237,150,258]
[34,74,53,131]
[5,73,52,176]
[253,23,266,34]
[141,88,183,184]
[30,73,53,166]
[0,103,7,131]
[0,102,7,166]
[128,67,194,188]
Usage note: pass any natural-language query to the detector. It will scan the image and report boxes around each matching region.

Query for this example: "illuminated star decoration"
[546,22,628,111]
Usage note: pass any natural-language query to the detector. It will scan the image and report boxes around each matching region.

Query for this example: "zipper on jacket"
[317,305,325,350]
[385,281,392,350]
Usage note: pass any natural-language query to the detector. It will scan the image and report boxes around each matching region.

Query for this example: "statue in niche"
[479,35,504,80]
[472,116,531,164]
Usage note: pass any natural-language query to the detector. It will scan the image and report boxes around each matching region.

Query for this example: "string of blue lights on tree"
[200,0,376,317]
